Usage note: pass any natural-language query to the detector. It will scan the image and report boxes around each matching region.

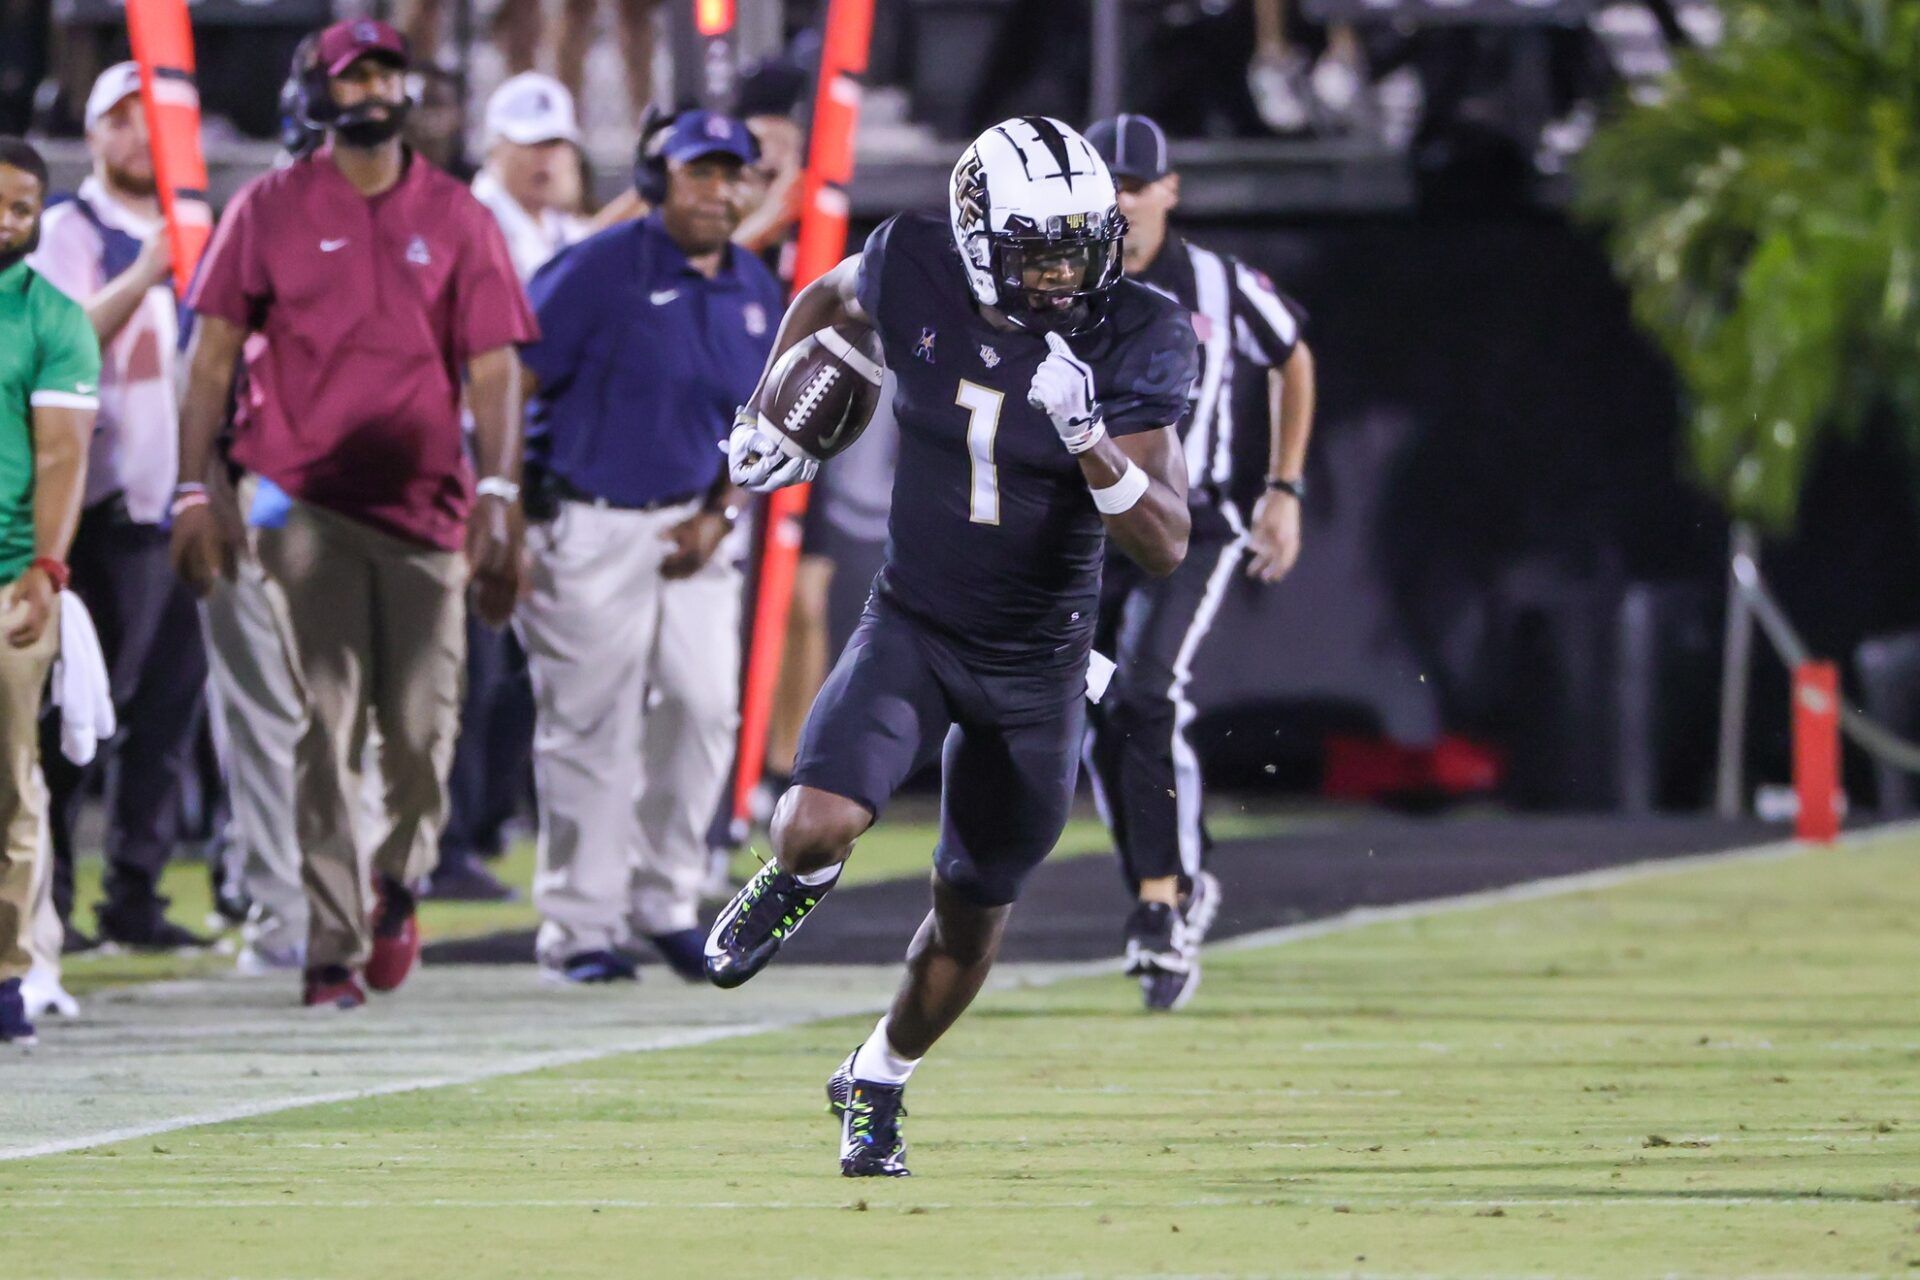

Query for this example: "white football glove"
[727,408,819,494]
[1026,330,1107,455]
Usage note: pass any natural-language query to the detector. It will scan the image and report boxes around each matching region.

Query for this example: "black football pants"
[40,495,209,926]
[1084,530,1245,891]
[439,614,535,863]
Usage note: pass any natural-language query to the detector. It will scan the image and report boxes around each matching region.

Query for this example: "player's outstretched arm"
[744,254,871,419]
[1080,426,1189,578]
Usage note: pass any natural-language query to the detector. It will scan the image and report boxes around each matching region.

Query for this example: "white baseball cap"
[484,72,580,146]
[85,61,143,131]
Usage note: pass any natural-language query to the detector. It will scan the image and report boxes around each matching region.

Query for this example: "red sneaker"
[366,878,420,993]
[302,966,367,1009]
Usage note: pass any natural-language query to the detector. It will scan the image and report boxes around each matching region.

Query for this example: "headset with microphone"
[293,25,414,145]
[631,104,761,204]
[632,104,683,204]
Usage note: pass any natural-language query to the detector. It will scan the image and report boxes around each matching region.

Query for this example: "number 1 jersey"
[853,212,1198,670]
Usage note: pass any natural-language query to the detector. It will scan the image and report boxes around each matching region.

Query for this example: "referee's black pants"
[1084,524,1245,892]
[39,494,209,931]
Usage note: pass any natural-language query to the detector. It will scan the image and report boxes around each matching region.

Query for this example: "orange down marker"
[1792,660,1840,843]
[731,0,876,831]
[126,0,213,295]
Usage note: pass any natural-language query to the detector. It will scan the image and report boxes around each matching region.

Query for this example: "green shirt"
[0,259,100,581]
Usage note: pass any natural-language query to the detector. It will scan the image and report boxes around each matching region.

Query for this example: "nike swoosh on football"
[649,289,679,305]
[320,239,348,252]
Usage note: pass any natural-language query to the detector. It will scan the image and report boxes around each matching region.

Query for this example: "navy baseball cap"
[1085,113,1170,183]
[659,110,759,166]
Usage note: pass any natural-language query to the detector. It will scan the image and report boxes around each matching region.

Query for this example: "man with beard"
[0,137,97,1046]
[171,19,536,1009]
[30,62,211,956]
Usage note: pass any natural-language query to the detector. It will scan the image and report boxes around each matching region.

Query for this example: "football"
[758,322,887,463]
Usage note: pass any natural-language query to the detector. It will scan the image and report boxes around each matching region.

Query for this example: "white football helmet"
[948,116,1127,333]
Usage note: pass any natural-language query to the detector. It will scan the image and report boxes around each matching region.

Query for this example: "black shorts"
[792,595,1087,906]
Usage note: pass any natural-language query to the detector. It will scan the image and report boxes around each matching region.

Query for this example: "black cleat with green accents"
[703,860,833,989]
[827,1050,911,1177]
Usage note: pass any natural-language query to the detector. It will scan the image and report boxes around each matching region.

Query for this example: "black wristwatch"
[1266,475,1306,501]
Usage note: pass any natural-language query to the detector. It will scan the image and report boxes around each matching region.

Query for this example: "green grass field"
[11,827,1917,1278]
[55,807,1290,994]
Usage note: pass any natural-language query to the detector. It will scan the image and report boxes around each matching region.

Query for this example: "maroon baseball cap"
[313,18,410,77]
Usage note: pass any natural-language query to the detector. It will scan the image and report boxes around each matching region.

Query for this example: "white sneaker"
[1184,870,1223,946]
[21,961,80,1019]
[236,940,306,976]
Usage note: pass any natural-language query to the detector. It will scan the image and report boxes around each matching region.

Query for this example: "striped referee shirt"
[1132,232,1304,505]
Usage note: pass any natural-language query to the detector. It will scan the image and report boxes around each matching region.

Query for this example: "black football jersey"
[853,212,1198,670]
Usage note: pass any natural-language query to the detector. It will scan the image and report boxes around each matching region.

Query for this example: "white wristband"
[476,475,521,503]
[1090,460,1150,515]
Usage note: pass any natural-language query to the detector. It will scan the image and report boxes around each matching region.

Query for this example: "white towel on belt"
[53,591,115,765]
[1086,650,1117,704]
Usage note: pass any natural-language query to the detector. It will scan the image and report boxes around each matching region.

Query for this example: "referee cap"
[1085,113,1170,183]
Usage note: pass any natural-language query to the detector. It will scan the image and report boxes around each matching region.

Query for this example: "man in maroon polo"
[172,19,535,1008]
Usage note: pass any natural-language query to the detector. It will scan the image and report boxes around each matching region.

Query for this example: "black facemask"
[0,219,41,276]
[332,97,411,148]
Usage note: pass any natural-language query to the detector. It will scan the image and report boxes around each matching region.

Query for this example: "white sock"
[850,1017,919,1085]
[793,862,842,888]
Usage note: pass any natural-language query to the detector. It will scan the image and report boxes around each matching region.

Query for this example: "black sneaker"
[648,929,708,981]
[827,1050,910,1177]
[703,860,834,989]
[60,924,101,956]
[546,949,638,985]
[424,855,520,902]
[210,858,253,927]
[96,901,214,952]
[1123,901,1199,1013]
[0,977,37,1046]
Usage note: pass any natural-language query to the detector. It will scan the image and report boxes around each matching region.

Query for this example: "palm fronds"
[1576,0,1920,529]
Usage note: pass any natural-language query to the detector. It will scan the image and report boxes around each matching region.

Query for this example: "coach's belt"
[553,477,704,513]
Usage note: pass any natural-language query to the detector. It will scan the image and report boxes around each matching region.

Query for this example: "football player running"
[710,117,1198,1177]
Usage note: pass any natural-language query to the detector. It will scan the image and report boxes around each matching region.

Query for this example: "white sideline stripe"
[0,1019,797,1163]
[5,820,1907,1164]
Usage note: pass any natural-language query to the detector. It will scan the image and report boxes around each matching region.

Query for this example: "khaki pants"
[256,502,466,970]
[0,594,58,983]
[517,500,741,959]
[201,553,309,953]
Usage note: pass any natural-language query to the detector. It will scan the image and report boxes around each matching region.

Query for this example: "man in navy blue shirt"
[515,110,781,984]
